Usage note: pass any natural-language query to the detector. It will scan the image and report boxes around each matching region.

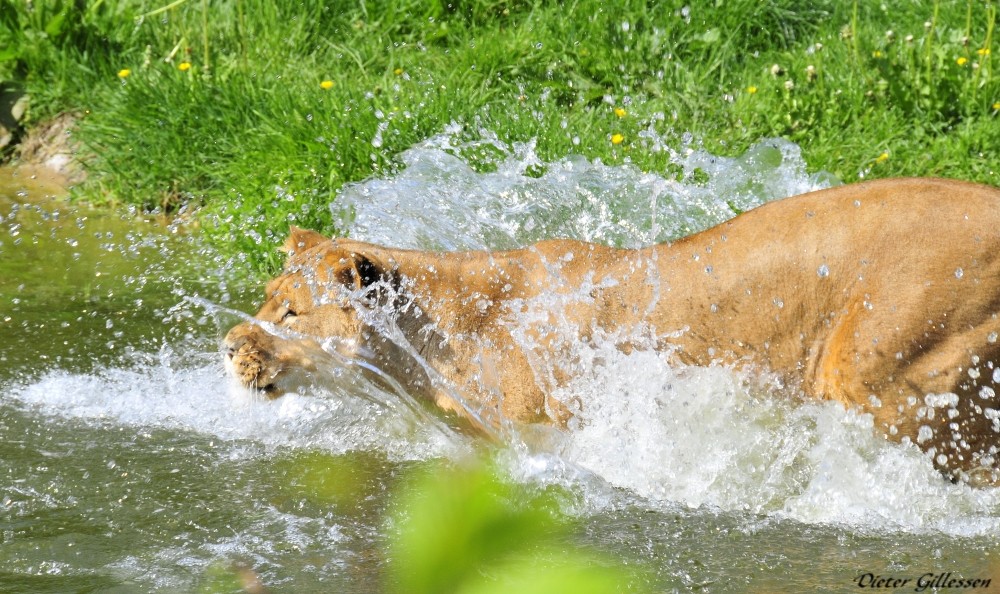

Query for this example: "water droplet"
[969,367,981,379]
[988,331,998,343]
[955,267,964,279]
[993,368,1000,383]
[817,264,830,278]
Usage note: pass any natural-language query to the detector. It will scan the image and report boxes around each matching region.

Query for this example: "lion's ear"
[281,226,328,256]
[336,252,383,291]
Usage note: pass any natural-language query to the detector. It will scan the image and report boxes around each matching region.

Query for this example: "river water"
[2,133,999,592]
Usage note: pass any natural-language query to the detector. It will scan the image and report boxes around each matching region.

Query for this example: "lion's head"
[223,227,397,396]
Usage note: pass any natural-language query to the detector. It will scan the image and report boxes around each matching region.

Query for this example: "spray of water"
[13,337,464,462]
[342,127,831,251]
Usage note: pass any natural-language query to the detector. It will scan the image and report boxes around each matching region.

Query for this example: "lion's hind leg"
[883,331,1000,485]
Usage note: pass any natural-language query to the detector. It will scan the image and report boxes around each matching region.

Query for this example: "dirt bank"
[1,86,84,188]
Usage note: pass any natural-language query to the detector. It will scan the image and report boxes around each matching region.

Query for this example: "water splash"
[539,340,1000,535]
[339,128,833,251]
[11,344,463,462]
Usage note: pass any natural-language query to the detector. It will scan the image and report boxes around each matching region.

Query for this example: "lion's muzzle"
[223,324,282,394]
[223,322,326,397]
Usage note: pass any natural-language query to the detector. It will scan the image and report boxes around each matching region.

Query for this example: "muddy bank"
[0,85,84,187]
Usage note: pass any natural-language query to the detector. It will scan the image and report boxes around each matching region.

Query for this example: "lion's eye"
[281,308,298,322]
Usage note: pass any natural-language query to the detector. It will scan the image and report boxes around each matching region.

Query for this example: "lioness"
[225,178,1000,484]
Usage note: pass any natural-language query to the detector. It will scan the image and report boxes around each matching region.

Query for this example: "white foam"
[111,505,346,590]
[11,346,463,462]
[538,342,1000,535]
[339,130,831,251]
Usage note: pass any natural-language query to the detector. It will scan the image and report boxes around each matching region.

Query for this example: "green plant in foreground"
[387,460,646,594]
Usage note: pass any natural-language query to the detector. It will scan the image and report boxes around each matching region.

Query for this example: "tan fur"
[225,178,1000,484]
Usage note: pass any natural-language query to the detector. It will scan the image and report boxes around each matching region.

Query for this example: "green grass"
[2,0,999,272]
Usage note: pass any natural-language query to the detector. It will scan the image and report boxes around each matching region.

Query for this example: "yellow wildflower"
[178,62,191,71]
[993,102,1000,110]
[320,80,334,90]
[394,68,404,76]
[872,50,883,58]
[957,56,969,66]
[978,48,991,56]
[611,133,624,145]
[614,107,626,118]
[746,85,758,94]
[875,152,889,164]
[117,68,131,78]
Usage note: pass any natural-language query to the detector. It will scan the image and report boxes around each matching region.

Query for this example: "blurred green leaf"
[388,460,644,594]
[461,558,634,594]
